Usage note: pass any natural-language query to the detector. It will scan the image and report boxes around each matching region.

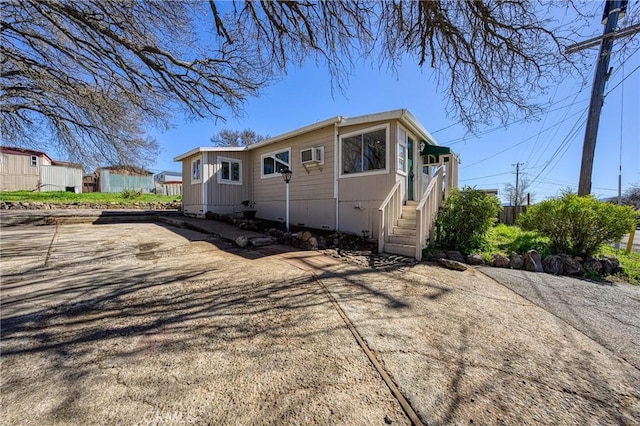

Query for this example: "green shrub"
[518,194,636,258]
[435,186,502,253]
[121,188,142,199]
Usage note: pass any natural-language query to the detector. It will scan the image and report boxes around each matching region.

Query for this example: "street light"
[281,168,292,231]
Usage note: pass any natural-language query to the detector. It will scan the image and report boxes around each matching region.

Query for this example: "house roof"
[0,146,53,163]
[97,165,153,175]
[173,109,442,162]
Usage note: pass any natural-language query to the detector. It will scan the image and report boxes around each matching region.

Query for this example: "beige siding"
[251,125,337,229]
[336,121,400,235]
[181,154,203,215]
[206,151,252,215]
[0,153,40,191]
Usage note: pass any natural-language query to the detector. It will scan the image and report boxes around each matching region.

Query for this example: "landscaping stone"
[583,257,602,274]
[543,255,564,275]
[493,253,510,268]
[509,252,524,269]
[426,252,447,262]
[446,251,466,263]
[234,235,249,248]
[561,255,584,276]
[438,258,468,271]
[524,250,544,272]
[600,258,614,276]
[466,254,484,265]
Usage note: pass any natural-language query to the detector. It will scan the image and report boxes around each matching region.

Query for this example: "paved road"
[480,267,640,370]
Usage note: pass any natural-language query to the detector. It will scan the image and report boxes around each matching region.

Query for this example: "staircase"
[383,201,418,257]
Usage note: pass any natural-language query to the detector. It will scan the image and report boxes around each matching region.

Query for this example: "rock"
[583,257,602,274]
[524,250,544,272]
[250,237,276,247]
[509,252,524,269]
[301,231,313,242]
[438,258,468,271]
[446,251,466,263]
[426,251,447,262]
[493,253,510,268]
[599,258,614,276]
[560,255,584,276]
[308,237,318,250]
[234,235,249,248]
[543,255,564,275]
[466,254,484,265]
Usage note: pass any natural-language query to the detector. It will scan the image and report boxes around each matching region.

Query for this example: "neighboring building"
[95,165,155,193]
[175,109,459,260]
[153,171,183,196]
[0,146,83,192]
[154,170,182,183]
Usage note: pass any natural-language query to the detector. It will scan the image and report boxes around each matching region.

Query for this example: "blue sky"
[150,4,639,202]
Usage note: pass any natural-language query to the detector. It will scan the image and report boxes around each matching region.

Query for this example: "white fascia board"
[247,116,343,151]
[338,108,441,147]
[173,146,246,162]
[398,110,440,147]
[338,109,406,128]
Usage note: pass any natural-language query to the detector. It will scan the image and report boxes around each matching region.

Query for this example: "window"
[217,157,242,185]
[191,157,202,183]
[398,144,406,173]
[397,128,407,173]
[341,126,387,175]
[30,156,37,167]
[261,148,290,178]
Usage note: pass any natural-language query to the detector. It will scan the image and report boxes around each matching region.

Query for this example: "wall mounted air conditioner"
[300,147,323,164]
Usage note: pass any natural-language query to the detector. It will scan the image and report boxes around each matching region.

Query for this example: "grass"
[481,224,639,285]
[484,224,551,257]
[0,190,180,204]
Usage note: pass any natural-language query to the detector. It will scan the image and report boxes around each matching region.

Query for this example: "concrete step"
[383,242,416,257]
[401,209,417,220]
[388,234,416,245]
[392,226,417,236]
[405,200,418,206]
[396,218,416,228]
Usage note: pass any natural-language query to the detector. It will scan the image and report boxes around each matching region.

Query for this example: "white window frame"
[339,124,389,178]
[260,147,291,179]
[217,156,242,185]
[191,157,202,184]
[30,155,37,167]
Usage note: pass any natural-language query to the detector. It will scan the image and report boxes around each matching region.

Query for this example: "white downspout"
[334,119,341,231]
[203,152,209,214]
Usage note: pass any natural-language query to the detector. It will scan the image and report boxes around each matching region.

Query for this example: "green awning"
[421,143,452,163]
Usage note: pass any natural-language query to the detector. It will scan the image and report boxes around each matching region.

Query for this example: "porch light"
[281,169,292,231]
[281,168,292,184]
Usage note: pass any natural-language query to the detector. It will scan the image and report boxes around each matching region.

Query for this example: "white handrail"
[378,178,403,254]
[415,166,444,260]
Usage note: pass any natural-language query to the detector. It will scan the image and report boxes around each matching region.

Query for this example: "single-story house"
[154,170,182,183]
[175,109,459,259]
[0,146,83,192]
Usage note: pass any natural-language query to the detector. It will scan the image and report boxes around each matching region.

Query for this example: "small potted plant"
[241,200,257,220]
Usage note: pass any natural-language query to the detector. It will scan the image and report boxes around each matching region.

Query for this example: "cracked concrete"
[1,221,639,425]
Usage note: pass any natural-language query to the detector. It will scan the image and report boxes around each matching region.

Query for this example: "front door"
[407,137,415,201]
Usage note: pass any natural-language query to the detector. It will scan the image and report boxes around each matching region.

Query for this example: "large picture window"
[191,157,202,184]
[217,157,242,185]
[341,127,387,175]
[261,148,290,178]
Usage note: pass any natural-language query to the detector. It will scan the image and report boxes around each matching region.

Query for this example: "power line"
[463,108,586,169]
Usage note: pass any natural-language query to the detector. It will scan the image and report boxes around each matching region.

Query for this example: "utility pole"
[577,0,625,195]
[513,162,524,222]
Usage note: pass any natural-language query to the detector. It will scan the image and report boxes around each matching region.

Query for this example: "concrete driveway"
[1,221,639,425]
